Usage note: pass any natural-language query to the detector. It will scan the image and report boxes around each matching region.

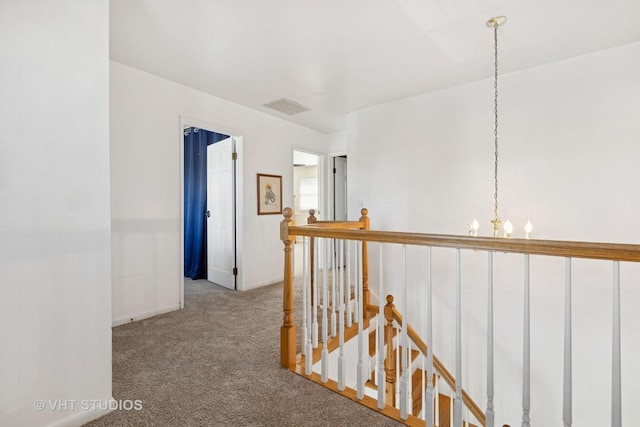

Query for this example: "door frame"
[179,116,244,307]
[327,151,347,220]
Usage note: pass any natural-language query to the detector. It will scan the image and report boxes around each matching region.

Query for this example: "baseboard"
[112,304,181,327]
[241,279,282,291]
[45,397,115,427]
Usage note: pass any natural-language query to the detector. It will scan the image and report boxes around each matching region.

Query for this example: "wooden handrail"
[282,226,640,262]
[305,221,367,229]
[280,207,638,425]
[388,297,486,426]
[306,208,367,230]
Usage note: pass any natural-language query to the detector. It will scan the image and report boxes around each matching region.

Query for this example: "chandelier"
[468,16,533,239]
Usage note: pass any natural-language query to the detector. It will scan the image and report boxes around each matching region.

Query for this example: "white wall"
[327,130,347,154]
[0,2,112,426]
[110,62,327,323]
[348,42,640,426]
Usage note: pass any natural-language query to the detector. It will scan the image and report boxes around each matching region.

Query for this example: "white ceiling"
[110,0,640,134]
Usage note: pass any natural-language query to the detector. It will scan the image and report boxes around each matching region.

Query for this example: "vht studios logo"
[33,399,143,411]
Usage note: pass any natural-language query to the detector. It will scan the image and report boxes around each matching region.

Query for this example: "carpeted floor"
[87,279,402,426]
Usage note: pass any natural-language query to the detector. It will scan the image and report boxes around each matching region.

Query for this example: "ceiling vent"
[263,98,310,115]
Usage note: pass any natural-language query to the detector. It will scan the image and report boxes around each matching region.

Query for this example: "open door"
[206,137,236,289]
[333,156,347,220]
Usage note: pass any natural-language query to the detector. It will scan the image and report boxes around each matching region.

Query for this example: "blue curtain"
[183,127,230,279]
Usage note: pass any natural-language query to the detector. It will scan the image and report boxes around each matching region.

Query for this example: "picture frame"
[257,173,282,215]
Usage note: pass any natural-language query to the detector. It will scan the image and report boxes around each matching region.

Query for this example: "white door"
[206,137,235,289]
[333,156,347,220]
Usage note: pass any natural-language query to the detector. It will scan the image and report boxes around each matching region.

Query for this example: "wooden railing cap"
[283,207,293,219]
[284,225,640,262]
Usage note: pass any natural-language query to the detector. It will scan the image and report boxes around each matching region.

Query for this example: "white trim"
[327,151,347,220]
[44,397,115,427]
[328,150,347,157]
[178,118,185,308]
[233,135,245,291]
[181,116,243,139]
[112,305,181,327]
[242,279,283,291]
[178,116,245,294]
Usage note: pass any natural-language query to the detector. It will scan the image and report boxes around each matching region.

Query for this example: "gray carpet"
[87,279,402,426]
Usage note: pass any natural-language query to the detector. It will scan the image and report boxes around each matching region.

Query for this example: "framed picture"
[257,173,282,215]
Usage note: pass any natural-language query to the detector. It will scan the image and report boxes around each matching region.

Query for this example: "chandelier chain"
[493,24,499,222]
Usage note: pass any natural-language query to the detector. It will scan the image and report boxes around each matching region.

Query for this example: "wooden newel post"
[307,209,317,224]
[384,294,396,406]
[308,209,317,306]
[280,207,296,369]
[360,208,371,316]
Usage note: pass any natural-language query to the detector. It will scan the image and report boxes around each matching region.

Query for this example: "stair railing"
[283,207,484,425]
[384,294,484,426]
[282,208,370,368]
[280,206,640,426]
[306,208,370,312]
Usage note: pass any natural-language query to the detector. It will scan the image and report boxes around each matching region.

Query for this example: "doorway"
[332,155,347,220]
[293,150,320,276]
[180,118,243,307]
[293,151,320,224]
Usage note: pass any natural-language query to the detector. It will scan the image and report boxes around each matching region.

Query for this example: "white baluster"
[522,254,531,427]
[486,251,495,427]
[563,258,572,427]
[422,357,426,420]
[396,329,400,406]
[408,339,413,415]
[426,247,434,427]
[305,237,312,375]
[357,241,366,399]
[450,391,455,426]
[377,243,386,409]
[302,237,308,357]
[346,242,352,328]
[331,238,337,338]
[435,378,440,426]
[338,239,346,390]
[361,242,369,394]
[321,238,329,382]
[353,241,360,325]
[400,245,409,420]
[312,238,318,349]
[454,248,462,427]
[612,261,621,427]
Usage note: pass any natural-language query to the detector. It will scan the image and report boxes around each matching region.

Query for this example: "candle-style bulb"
[504,220,513,237]
[524,220,533,239]
[472,219,479,237]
